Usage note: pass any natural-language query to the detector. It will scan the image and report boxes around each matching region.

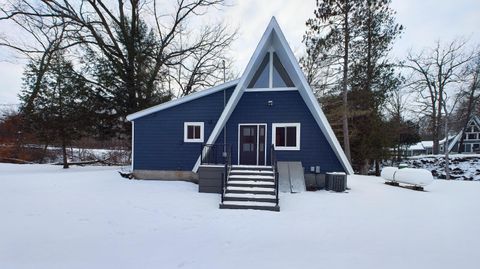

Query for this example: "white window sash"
[184,122,204,143]
[272,123,300,151]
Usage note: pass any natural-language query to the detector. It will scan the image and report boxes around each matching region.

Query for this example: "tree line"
[301,0,479,175]
[0,0,236,168]
[1,0,478,174]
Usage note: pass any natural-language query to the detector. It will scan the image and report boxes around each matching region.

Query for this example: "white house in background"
[405,141,433,156]
[405,115,480,156]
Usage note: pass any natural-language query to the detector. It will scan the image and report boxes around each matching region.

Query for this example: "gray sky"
[1,0,479,105]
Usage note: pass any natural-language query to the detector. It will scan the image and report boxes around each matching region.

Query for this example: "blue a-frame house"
[127,18,353,210]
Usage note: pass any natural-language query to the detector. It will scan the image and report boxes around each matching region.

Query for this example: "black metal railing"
[200,144,232,203]
[200,143,232,165]
[270,144,279,206]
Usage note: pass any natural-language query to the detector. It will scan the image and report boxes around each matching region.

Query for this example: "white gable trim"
[245,87,297,92]
[126,79,239,121]
[193,17,354,174]
[269,18,353,174]
[192,19,276,173]
[447,132,461,152]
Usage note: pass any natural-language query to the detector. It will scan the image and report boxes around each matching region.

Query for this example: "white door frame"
[237,123,267,165]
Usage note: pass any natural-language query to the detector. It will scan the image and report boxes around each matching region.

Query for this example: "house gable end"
[194,17,354,174]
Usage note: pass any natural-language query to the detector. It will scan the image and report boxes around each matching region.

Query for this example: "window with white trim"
[272,123,300,150]
[184,122,204,143]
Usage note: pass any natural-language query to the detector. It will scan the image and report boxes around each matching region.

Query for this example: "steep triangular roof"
[193,17,354,174]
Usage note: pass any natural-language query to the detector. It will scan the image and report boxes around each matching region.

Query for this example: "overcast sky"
[1,0,479,106]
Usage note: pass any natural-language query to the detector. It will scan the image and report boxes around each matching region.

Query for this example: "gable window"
[468,133,477,140]
[184,122,204,143]
[272,123,300,150]
[248,50,294,89]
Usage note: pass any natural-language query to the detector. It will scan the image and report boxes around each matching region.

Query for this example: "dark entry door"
[239,124,266,165]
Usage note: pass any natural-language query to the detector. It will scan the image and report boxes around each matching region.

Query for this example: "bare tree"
[441,92,462,180]
[404,39,474,154]
[0,7,76,114]
[170,24,237,97]
[385,84,411,160]
[0,0,235,136]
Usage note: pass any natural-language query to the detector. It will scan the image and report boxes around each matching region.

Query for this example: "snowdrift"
[381,167,434,186]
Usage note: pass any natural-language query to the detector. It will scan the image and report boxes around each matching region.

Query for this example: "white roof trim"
[126,79,239,121]
[193,17,354,174]
[447,132,462,152]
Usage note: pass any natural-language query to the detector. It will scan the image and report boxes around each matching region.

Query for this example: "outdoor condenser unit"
[326,172,347,192]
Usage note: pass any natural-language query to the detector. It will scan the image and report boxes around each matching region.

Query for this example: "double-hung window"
[272,123,300,150]
[184,122,204,143]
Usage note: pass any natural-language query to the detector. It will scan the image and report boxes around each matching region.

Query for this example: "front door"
[239,124,266,165]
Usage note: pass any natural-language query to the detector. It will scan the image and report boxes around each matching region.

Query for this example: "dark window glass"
[194,126,201,139]
[468,133,476,140]
[248,54,270,88]
[272,52,294,88]
[286,127,297,146]
[187,126,194,139]
[276,127,285,146]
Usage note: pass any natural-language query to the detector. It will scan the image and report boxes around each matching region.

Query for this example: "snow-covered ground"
[0,164,479,269]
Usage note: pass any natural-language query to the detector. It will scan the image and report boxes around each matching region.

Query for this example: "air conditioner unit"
[326,172,347,192]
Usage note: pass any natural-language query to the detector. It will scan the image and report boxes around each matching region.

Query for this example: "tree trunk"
[432,118,440,155]
[342,5,351,163]
[62,138,69,169]
[40,143,49,164]
[359,159,369,175]
[375,159,380,177]
[444,118,450,180]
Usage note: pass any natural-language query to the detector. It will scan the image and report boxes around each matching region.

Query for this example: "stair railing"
[221,144,232,203]
[200,143,232,203]
[270,144,279,206]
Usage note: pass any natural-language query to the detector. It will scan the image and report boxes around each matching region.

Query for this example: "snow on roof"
[408,142,426,151]
[439,134,458,144]
[421,141,433,148]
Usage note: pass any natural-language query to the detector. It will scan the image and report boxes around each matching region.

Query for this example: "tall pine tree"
[349,0,402,173]
[303,0,402,173]
[20,52,94,168]
[303,0,364,163]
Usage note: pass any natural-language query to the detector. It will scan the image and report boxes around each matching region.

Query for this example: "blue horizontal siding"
[216,91,345,173]
[133,86,235,171]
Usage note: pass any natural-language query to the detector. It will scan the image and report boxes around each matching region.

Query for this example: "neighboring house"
[126,17,353,211]
[404,141,432,156]
[449,115,480,153]
[404,115,480,156]
[405,138,457,156]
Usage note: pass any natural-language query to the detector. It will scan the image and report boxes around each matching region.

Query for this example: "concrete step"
[219,201,280,211]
